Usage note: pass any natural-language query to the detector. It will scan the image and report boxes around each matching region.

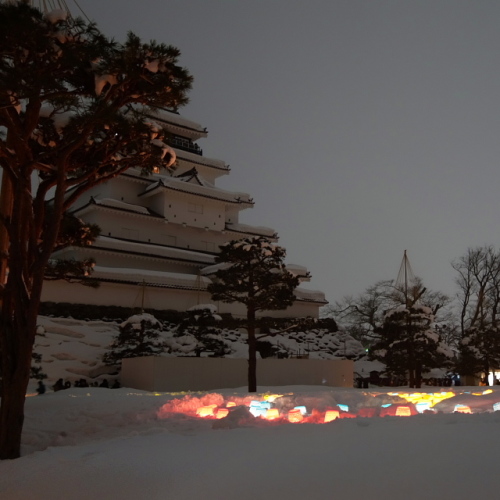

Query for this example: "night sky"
[68,0,500,305]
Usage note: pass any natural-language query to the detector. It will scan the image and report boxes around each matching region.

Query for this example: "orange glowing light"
[226,402,236,407]
[196,404,217,417]
[324,410,340,422]
[395,406,411,417]
[288,409,304,423]
[264,408,280,420]
[216,408,229,419]
[455,405,472,414]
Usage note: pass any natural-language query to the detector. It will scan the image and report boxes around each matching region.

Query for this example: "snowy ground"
[1,384,500,499]
[1,316,499,498]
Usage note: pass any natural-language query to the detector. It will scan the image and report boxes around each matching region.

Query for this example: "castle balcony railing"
[169,137,203,156]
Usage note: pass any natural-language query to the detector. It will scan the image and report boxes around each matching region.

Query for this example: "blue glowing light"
[249,400,271,417]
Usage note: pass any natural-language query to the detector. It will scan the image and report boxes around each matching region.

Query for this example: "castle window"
[163,235,177,246]
[202,241,216,252]
[188,203,203,214]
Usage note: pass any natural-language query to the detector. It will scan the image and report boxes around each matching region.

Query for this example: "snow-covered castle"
[42,108,327,318]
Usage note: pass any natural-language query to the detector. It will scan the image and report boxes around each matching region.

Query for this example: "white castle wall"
[121,356,354,392]
[42,280,322,319]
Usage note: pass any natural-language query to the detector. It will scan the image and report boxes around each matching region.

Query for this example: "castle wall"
[121,357,354,392]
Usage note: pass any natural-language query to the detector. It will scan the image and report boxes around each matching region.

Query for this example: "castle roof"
[140,172,254,206]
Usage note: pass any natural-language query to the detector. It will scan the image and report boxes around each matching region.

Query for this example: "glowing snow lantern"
[337,404,349,412]
[196,405,216,417]
[415,402,431,413]
[324,410,340,422]
[249,400,271,417]
[216,408,229,419]
[294,406,307,415]
[454,405,472,414]
[493,402,500,412]
[264,408,280,420]
[288,408,304,423]
[395,406,411,417]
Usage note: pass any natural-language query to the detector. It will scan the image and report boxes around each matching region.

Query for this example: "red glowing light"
[324,410,340,422]
[288,409,304,423]
[358,407,378,418]
[455,405,472,414]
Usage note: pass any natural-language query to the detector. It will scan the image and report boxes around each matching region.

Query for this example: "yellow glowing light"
[455,405,472,414]
[395,406,411,417]
[483,390,493,395]
[226,402,236,407]
[324,410,340,422]
[196,404,217,417]
[393,391,455,408]
[263,408,280,420]
[263,394,283,403]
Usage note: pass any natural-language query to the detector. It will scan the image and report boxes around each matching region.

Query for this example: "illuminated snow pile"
[156,388,500,426]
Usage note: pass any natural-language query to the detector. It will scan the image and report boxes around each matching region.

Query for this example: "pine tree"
[207,236,301,392]
[103,313,166,367]
[174,305,228,357]
[371,304,453,388]
[457,326,500,383]
[0,2,192,459]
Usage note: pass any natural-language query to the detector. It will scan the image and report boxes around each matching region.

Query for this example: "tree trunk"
[0,317,33,459]
[247,306,257,393]
[415,364,422,389]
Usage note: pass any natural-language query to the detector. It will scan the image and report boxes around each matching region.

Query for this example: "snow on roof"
[93,198,151,216]
[93,265,211,288]
[175,149,229,172]
[294,287,327,303]
[93,236,216,264]
[225,223,277,238]
[199,262,231,276]
[174,168,214,188]
[141,107,207,139]
[140,176,253,206]
[287,264,310,279]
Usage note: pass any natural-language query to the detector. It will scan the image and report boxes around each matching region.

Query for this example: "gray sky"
[75,0,500,305]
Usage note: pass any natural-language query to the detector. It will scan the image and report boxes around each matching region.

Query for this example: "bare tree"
[329,278,451,346]
[452,246,500,380]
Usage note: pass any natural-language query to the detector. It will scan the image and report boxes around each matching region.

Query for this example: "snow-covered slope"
[33,315,364,386]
